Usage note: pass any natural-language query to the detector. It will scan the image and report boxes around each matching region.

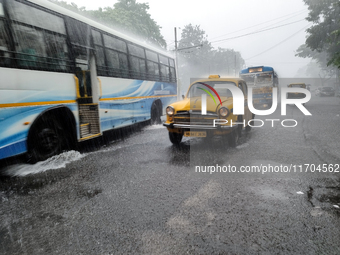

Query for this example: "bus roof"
[26,0,173,58]
[240,66,274,74]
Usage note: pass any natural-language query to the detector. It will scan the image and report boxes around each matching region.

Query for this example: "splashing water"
[144,124,165,130]
[4,150,85,177]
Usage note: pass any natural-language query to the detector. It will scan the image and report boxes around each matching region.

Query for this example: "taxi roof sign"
[208,75,220,79]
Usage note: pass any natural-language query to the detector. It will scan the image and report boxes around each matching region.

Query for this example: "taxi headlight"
[218,107,229,117]
[166,106,175,116]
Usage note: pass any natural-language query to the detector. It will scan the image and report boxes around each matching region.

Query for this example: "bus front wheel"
[27,116,65,163]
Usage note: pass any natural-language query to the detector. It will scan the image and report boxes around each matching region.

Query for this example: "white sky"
[63,0,313,78]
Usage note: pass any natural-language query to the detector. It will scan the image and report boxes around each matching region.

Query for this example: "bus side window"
[145,50,160,81]
[105,49,129,78]
[169,59,176,82]
[147,61,159,81]
[8,1,69,71]
[65,18,90,71]
[103,34,129,78]
[128,43,146,79]
[12,24,46,68]
[0,19,10,67]
[45,33,68,71]
[159,55,170,82]
[92,29,107,76]
[130,56,146,79]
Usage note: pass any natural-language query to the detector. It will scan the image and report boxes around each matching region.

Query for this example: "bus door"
[66,18,101,140]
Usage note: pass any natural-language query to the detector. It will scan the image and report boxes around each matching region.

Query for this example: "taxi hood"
[171,96,234,114]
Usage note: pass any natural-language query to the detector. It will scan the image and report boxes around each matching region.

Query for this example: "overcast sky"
[64,0,313,78]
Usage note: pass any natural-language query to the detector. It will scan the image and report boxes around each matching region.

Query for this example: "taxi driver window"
[188,81,236,98]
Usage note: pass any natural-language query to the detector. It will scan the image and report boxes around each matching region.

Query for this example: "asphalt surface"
[0,95,340,254]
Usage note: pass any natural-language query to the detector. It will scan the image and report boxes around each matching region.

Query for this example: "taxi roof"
[191,76,245,85]
[289,83,306,85]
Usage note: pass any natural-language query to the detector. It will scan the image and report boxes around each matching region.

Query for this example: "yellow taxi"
[163,75,254,147]
[287,83,307,99]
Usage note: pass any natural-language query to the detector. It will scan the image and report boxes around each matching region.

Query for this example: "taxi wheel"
[246,114,255,132]
[169,132,183,145]
[237,116,243,137]
[228,129,239,148]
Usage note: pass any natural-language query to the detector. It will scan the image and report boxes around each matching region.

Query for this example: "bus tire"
[151,101,162,125]
[27,116,65,163]
[169,132,182,145]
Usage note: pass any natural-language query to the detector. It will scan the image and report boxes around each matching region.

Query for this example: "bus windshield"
[240,66,278,88]
[256,73,273,86]
[240,74,255,85]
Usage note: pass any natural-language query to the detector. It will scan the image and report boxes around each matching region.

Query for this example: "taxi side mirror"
[182,95,185,99]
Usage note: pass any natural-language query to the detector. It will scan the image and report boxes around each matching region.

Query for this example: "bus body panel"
[0,68,77,104]
[98,76,176,131]
[0,68,177,159]
[0,68,80,159]
[0,103,78,160]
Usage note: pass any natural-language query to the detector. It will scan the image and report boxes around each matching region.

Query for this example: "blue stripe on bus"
[0,139,27,160]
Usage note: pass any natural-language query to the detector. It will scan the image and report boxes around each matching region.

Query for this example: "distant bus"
[0,0,177,162]
[239,66,278,107]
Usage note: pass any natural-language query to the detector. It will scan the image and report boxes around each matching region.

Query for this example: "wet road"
[1,95,340,254]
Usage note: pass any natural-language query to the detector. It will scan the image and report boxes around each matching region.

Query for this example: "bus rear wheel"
[27,117,65,163]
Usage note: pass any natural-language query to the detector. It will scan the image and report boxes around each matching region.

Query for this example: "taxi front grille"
[173,113,218,126]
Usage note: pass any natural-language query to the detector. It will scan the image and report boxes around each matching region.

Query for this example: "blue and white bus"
[0,0,177,162]
[239,66,278,107]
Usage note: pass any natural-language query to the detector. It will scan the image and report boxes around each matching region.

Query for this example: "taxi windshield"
[187,81,237,98]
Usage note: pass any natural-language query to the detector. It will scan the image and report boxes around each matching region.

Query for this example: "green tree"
[49,0,85,13]
[178,24,244,75]
[177,24,244,92]
[296,0,340,69]
[210,48,245,76]
[94,0,166,48]
[178,24,212,65]
[49,0,166,49]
